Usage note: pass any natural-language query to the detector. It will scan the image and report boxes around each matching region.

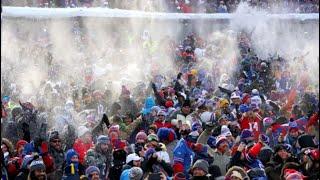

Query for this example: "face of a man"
[278,149,289,160]
[289,130,299,138]
[182,106,191,115]
[157,114,165,121]
[50,138,62,151]
[193,167,206,176]
[71,155,79,163]
[89,171,100,180]
[100,143,109,152]
[34,169,46,180]
[133,160,141,167]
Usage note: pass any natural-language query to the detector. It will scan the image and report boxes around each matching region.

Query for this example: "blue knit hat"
[30,160,45,172]
[21,155,34,169]
[191,121,202,132]
[85,166,100,176]
[66,149,79,164]
[239,104,250,113]
[157,127,176,142]
[240,129,253,143]
[207,136,216,148]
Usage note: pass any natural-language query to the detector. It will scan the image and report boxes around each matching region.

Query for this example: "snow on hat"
[221,125,232,137]
[207,136,217,148]
[97,135,110,145]
[200,111,214,123]
[283,169,306,180]
[135,131,147,141]
[129,167,143,180]
[240,129,253,141]
[30,160,45,172]
[77,126,90,137]
[126,153,141,164]
[85,166,100,176]
[49,131,60,141]
[263,117,273,127]
[192,159,209,174]
[157,127,176,142]
[215,135,228,147]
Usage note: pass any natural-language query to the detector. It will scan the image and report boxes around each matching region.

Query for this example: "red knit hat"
[173,163,184,174]
[16,140,28,150]
[283,169,307,180]
[173,172,186,180]
[165,100,174,108]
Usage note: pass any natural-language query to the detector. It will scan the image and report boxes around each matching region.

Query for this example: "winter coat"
[73,139,93,165]
[85,146,113,179]
[47,146,65,180]
[173,138,194,177]
[211,149,231,175]
[120,169,131,180]
[265,154,298,180]
[119,97,139,117]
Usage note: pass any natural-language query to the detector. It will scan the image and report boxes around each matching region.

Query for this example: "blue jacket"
[173,139,194,178]
[120,169,130,180]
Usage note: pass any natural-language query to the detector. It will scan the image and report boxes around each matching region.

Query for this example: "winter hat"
[221,125,232,137]
[173,172,187,180]
[288,121,299,132]
[207,136,217,148]
[16,140,28,150]
[239,104,250,113]
[157,110,167,117]
[173,163,184,174]
[241,94,251,104]
[85,166,100,176]
[274,144,290,154]
[187,131,199,143]
[260,134,270,145]
[109,125,120,138]
[191,121,202,132]
[165,100,174,108]
[144,148,156,160]
[129,167,143,180]
[192,159,209,174]
[126,153,141,164]
[142,97,156,115]
[182,99,191,107]
[147,134,159,142]
[30,160,45,172]
[135,131,148,141]
[157,127,176,142]
[283,169,306,180]
[230,170,243,180]
[215,135,228,147]
[97,135,110,145]
[258,148,273,165]
[112,139,126,150]
[263,117,273,128]
[77,126,90,137]
[247,168,267,179]
[66,149,79,164]
[151,106,161,114]
[200,111,214,123]
[251,89,259,96]
[240,129,253,142]
[297,134,318,149]
[209,164,222,179]
[195,98,206,109]
[21,155,34,169]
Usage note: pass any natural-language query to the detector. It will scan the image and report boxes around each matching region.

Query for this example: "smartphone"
[148,173,162,180]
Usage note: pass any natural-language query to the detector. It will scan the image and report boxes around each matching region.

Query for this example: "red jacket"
[239,116,261,140]
[73,139,93,165]
[154,120,172,129]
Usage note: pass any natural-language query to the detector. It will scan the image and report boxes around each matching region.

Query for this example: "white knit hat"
[78,126,90,137]
[126,153,141,164]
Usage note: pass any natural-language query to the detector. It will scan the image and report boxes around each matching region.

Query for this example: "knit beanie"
[147,134,159,142]
[157,127,176,142]
[221,125,232,137]
[191,121,202,132]
[240,129,253,142]
[97,135,110,145]
[66,149,79,165]
[129,167,143,180]
[283,169,306,180]
[85,166,100,176]
[262,117,273,128]
[207,136,216,149]
[215,135,228,147]
[30,160,46,172]
[135,131,148,141]
[260,134,270,145]
[192,159,209,174]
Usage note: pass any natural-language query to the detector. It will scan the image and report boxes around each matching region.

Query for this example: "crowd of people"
[1,16,319,180]
[2,0,320,13]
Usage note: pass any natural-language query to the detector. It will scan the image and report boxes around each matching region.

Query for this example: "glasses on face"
[158,115,165,117]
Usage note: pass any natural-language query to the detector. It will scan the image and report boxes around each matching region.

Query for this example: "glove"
[151,82,157,91]
[102,113,110,127]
